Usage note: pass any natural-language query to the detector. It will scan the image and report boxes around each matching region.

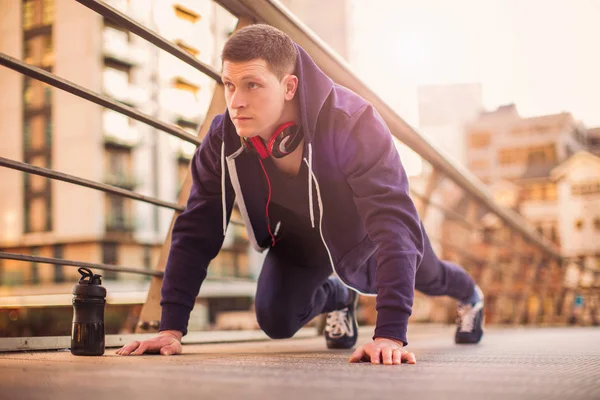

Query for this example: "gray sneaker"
[455,285,485,344]
[324,289,359,349]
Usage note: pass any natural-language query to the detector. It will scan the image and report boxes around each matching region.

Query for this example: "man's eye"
[248,82,259,89]
[224,82,234,89]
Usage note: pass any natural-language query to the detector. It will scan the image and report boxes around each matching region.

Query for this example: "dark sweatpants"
[254,220,476,339]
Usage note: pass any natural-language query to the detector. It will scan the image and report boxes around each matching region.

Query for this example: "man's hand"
[349,337,417,365]
[116,330,183,356]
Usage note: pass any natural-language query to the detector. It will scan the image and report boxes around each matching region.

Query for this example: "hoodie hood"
[293,44,334,144]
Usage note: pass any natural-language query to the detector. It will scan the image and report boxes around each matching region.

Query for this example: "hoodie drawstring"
[307,144,315,228]
[221,142,227,236]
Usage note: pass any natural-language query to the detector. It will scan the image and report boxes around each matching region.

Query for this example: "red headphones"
[242,122,303,159]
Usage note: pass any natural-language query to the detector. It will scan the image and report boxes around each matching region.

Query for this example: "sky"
[348,0,600,129]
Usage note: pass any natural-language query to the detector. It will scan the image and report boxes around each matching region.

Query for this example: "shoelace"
[325,307,354,338]
[457,302,483,332]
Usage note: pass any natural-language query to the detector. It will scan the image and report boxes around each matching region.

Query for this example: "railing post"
[415,169,443,220]
[478,228,499,323]
[513,249,542,325]
[498,232,523,323]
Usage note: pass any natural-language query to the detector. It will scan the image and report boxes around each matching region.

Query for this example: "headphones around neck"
[242,122,303,159]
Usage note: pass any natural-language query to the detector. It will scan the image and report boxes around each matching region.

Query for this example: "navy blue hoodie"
[160,45,425,346]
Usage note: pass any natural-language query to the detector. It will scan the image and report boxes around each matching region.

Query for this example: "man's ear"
[283,74,298,101]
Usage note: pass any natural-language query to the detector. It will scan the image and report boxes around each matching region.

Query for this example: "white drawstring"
[303,144,375,298]
[221,142,227,236]
[306,144,315,228]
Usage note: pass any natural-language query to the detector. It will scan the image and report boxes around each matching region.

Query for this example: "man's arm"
[335,105,424,347]
[160,116,235,336]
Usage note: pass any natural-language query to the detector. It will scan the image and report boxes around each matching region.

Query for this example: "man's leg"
[415,222,476,303]
[254,242,350,339]
[415,222,484,344]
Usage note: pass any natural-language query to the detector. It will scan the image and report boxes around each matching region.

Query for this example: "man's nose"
[229,89,246,109]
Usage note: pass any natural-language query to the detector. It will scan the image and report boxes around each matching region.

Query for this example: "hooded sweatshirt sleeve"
[159,116,234,336]
[335,105,424,346]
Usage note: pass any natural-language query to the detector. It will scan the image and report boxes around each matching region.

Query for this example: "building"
[551,151,600,263]
[465,104,588,245]
[0,0,249,289]
[551,151,600,324]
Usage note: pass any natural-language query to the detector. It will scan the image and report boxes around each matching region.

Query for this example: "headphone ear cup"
[269,134,290,158]
[269,124,302,158]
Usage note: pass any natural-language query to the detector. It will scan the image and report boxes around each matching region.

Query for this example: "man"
[117,24,484,365]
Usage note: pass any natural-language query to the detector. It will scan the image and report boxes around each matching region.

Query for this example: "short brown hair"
[221,24,297,80]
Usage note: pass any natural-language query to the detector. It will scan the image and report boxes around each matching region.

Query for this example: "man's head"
[221,24,299,140]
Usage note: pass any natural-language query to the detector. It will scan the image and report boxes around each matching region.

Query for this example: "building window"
[23,78,34,107]
[41,34,54,67]
[44,85,51,106]
[469,132,490,148]
[527,144,556,165]
[574,219,584,231]
[468,159,489,170]
[546,183,557,201]
[53,244,64,283]
[42,0,54,25]
[23,0,36,30]
[23,120,32,148]
[31,247,40,285]
[24,39,34,63]
[173,77,200,96]
[523,182,557,201]
[174,39,200,57]
[173,4,201,23]
[44,117,52,147]
[102,242,118,280]
[572,182,600,196]
[498,148,523,165]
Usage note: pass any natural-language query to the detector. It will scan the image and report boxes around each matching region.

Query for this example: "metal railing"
[0,0,590,349]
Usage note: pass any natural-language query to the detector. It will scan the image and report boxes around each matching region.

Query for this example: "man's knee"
[255,301,299,339]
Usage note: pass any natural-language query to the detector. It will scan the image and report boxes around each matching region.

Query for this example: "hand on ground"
[349,337,416,365]
[116,330,182,356]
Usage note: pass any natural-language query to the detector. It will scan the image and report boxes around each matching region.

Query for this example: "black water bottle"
[71,267,106,356]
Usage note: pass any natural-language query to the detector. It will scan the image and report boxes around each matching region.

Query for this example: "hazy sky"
[348,0,600,128]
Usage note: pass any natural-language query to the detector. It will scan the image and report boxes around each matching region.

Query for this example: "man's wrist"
[159,330,183,341]
[373,336,404,347]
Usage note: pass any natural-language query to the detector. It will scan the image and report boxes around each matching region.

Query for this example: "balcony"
[104,171,140,190]
[102,0,147,23]
[103,35,148,68]
[105,213,137,233]
[104,83,151,107]
[103,130,140,150]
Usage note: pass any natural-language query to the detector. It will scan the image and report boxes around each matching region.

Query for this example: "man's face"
[222,59,292,139]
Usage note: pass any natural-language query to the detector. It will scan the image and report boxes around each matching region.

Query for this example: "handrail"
[74,0,222,82]
[0,53,201,146]
[0,157,185,212]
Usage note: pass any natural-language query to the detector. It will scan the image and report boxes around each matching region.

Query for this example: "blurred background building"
[0,0,248,289]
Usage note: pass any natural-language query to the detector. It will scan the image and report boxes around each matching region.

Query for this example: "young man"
[117,24,484,365]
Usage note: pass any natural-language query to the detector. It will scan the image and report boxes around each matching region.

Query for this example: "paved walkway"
[1,325,599,400]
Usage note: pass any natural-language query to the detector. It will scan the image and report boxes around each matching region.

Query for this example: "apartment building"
[465,104,587,245]
[0,0,249,289]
